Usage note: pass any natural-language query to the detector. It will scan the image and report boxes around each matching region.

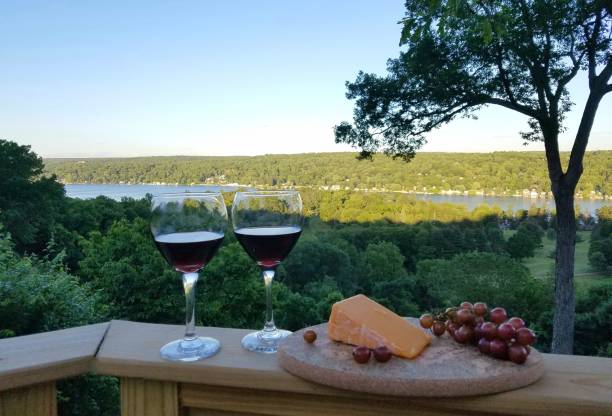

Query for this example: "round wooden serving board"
[278,319,544,397]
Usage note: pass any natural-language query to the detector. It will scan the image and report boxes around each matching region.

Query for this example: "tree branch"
[485,98,540,119]
[566,90,605,186]
[596,58,612,86]
[554,50,585,101]
[586,11,602,87]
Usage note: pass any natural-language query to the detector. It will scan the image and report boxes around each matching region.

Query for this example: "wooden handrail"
[0,322,108,391]
[1,320,611,416]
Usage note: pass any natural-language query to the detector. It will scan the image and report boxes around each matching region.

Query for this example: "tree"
[588,215,612,271]
[506,230,539,259]
[0,230,117,416]
[414,252,551,326]
[334,0,612,353]
[0,140,66,253]
[358,241,409,293]
[78,218,184,323]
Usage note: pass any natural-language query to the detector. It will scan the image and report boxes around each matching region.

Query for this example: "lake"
[64,184,609,217]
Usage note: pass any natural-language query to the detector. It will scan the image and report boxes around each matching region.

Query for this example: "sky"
[0,1,610,158]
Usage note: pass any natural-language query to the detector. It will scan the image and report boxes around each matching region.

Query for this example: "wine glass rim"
[235,190,300,196]
[153,191,223,199]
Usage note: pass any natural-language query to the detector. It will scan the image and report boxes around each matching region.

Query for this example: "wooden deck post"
[121,378,179,416]
[0,382,57,416]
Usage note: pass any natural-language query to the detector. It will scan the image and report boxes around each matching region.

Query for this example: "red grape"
[497,322,516,341]
[373,346,392,363]
[303,330,317,343]
[352,346,371,364]
[516,328,536,346]
[478,338,491,354]
[490,307,507,324]
[460,301,473,310]
[419,314,434,329]
[454,325,474,344]
[490,339,508,359]
[447,321,459,336]
[432,321,447,336]
[508,317,525,330]
[473,302,488,316]
[456,308,475,325]
[445,307,458,321]
[525,345,531,355]
[474,323,484,340]
[481,322,498,340]
[508,344,528,364]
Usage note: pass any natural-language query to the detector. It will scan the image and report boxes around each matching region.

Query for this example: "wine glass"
[232,190,303,353]
[151,192,228,361]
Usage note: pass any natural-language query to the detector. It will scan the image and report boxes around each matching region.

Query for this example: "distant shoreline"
[61,182,611,201]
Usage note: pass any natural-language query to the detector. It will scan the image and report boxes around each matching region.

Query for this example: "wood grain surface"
[278,320,544,397]
[95,320,612,415]
[0,382,57,416]
[0,320,610,416]
[120,378,178,416]
[0,323,108,391]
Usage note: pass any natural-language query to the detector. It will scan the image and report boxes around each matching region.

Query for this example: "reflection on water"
[410,194,608,217]
[65,184,609,217]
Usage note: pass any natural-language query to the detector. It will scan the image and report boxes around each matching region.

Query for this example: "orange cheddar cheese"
[328,294,431,359]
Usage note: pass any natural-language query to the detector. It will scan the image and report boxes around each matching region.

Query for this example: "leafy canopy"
[0,140,65,252]
[335,0,612,160]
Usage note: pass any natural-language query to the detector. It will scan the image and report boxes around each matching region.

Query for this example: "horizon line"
[43,149,612,160]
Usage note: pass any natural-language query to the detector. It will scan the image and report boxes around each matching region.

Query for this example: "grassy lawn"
[503,230,611,292]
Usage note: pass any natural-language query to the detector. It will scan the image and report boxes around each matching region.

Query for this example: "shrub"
[414,252,551,324]
[0,230,117,416]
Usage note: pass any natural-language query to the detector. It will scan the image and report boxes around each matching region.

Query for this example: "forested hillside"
[2,140,611,415]
[45,151,612,198]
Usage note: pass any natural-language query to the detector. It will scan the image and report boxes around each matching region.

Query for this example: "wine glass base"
[241,329,292,353]
[160,337,220,362]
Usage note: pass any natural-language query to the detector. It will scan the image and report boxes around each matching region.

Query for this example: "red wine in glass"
[154,231,224,273]
[151,192,228,362]
[232,190,303,354]
[234,226,302,269]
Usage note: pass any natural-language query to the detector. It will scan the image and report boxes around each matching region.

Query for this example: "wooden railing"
[1,320,611,416]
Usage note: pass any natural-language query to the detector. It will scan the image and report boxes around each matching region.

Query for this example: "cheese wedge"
[328,294,431,359]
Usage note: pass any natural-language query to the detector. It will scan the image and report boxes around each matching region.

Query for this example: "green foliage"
[44,152,612,197]
[57,376,119,416]
[0,230,115,415]
[0,140,66,253]
[78,218,183,323]
[506,231,538,259]
[0,232,101,336]
[51,196,151,272]
[200,242,264,329]
[574,281,612,357]
[506,222,544,259]
[280,236,356,294]
[589,214,612,272]
[336,0,610,158]
[358,241,408,293]
[371,276,419,318]
[414,252,551,324]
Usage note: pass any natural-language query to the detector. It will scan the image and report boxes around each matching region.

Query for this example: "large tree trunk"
[551,182,576,354]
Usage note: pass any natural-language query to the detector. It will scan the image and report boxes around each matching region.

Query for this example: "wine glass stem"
[262,269,277,333]
[183,272,199,341]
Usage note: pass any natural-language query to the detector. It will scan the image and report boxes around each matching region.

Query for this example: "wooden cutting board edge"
[277,322,545,397]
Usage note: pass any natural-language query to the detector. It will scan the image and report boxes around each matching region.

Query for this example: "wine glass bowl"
[232,190,303,353]
[151,192,228,362]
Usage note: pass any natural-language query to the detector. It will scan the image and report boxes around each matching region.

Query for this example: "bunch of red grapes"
[419,302,536,364]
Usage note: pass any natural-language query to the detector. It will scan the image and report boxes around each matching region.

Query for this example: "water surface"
[64,184,609,216]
